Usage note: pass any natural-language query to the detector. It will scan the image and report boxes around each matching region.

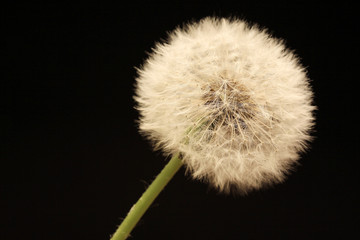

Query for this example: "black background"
[3,1,359,240]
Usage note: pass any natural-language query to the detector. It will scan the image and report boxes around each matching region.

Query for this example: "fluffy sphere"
[135,17,315,193]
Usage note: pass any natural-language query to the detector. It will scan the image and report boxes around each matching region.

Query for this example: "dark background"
[3,1,359,240]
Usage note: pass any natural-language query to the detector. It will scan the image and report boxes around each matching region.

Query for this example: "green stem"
[110,153,183,240]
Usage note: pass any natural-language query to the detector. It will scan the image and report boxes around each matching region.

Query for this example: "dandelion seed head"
[134,17,316,194]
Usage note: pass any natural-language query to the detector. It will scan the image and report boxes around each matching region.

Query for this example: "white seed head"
[134,17,316,194]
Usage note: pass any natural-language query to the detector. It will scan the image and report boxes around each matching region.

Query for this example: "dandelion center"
[202,73,256,134]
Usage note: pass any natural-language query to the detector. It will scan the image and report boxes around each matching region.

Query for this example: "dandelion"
[111,17,315,240]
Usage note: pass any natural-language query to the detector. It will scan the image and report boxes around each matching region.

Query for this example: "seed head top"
[135,17,315,194]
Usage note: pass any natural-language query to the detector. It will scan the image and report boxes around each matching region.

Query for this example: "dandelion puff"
[110,17,316,240]
[135,17,316,194]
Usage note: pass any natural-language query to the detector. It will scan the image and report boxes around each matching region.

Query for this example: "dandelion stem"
[110,153,183,240]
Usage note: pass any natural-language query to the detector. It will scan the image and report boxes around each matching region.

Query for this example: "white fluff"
[134,17,315,194]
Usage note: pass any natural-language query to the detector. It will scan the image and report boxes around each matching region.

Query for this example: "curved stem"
[110,153,183,240]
